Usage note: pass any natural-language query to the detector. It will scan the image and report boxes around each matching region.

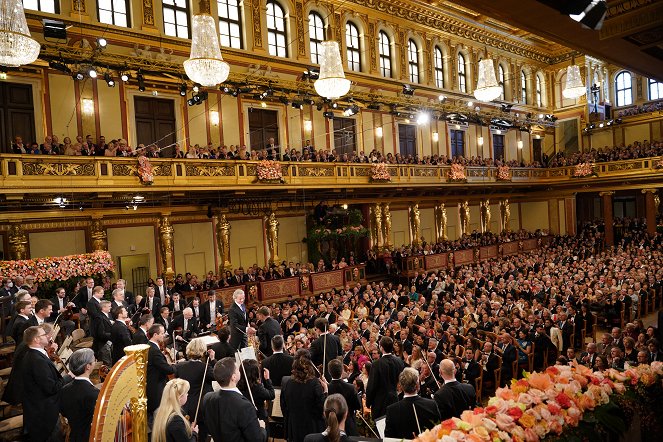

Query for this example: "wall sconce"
[303,120,312,132]
[432,131,439,142]
[534,134,541,139]
[477,136,484,146]
[210,110,219,126]
[517,140,523,149]
[375,127,383,137]
[82,98,94,115]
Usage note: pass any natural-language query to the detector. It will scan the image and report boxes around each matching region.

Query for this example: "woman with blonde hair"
[151,378,198,442]
[174,338,215,417]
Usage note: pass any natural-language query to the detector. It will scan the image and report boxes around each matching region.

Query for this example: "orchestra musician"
[237,359,275,422]
[229,289,252,351]
[208,326,235,360]
[366,336,406,419]
[303,394,350,442]
[326,359,361,436]
[310,318,342,381]
[146,324,176,417]
[59,349,99,442]
[154,277,170,306]
[154,306,172,333]
[256,306,281,357]
[10,300,32,344]
[169,307,197,351]
[174,338,216,417]
[50,287,76,337]
[110,306,133,365]
[151,378,198,442]
[132,314,154,345]
[261,335,294,387]
[139,286,161,315]
[200,290,225,332]
[168,293,186,317]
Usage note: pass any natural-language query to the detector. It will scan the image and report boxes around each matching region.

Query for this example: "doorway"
[248,108,279,151]
[398,124,417,157]
[332,117,357,155]
[134,97,176,156]
[0,82,35,153]
[117,254,150,294]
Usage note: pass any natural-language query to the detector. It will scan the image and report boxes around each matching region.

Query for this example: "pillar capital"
[641,188,658,195]
[599,191,614,197]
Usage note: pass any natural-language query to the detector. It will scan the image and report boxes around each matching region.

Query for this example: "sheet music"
[375,416,386,439]
[270,388,283,418]
[237,346,257,362]
[198,335,220,347]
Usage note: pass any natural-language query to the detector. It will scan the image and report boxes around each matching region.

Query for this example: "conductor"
[229,289,252,351]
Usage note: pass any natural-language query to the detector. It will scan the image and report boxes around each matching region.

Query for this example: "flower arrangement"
[138,156,154,184]
[497,165,511,181]
[654,159,663,169]
[307,225,368,242]
[256,160,284,183]
[0,251,115,282]
[370,163,391,182]
[573,162,596,177]
[449,163,467,181]
[415,362,663,442]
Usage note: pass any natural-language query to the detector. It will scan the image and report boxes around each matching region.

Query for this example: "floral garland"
[497,165,511,181]
[256,160,284,182]
[138,156,154,184]
[0,251,115,282]
[572,162,596,178]
[370,163,391,182]
[308,225,368,242]
[415,362,663,442]
[449,163,467,181]
[654,158,663,169]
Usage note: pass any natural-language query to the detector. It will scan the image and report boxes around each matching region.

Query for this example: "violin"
[47,338,64,365]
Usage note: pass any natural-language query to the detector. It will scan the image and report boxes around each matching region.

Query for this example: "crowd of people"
[1,216,662,441]
[545,139,663,167]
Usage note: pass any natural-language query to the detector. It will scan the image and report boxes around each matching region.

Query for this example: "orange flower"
[518,413,536,428]
[526,372,552,391]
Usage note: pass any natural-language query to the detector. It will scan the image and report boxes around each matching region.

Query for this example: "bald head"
[439,359,456,381]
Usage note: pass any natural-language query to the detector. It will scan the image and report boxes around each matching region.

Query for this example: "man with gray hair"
[229,289,253,350]
[384,367,440,439]
[60,348,99,442]
[433,359,476,421]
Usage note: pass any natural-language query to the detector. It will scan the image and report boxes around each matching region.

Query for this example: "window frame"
[457,53,466,93]
[434,47,444,89]
[22,0,59,13]
[615,71,633,107]
[97,0,130,27]
[520,71,528,105]
[535,74,543,107]
[450,129,465,158]
[408,39,419,84]
[498,64,505,100]
[345,22,361,72]
[266,0,288,58]
[308,11,326,64]
[162,0,191,39]
[378,31,392,78]
[218,0,243,49]
[648,78,663,101]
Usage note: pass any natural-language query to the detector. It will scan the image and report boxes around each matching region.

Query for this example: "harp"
[90,344,150,442]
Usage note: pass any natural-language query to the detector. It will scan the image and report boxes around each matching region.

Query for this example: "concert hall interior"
[0,0,662,441]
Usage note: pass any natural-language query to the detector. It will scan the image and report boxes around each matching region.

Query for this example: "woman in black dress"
[174,337,215,418]
[151,378,198,442]
[304,394,350,442]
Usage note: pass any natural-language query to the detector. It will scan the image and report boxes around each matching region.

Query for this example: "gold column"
[141,0,159,33]
[409,204,421,246]
[480,199,491,233]
[215,214,232,272]
[158,216,175,278]
[8,222,28,260]
[459,201,470,237]
[89,218,108,252]
[265,212,280,264]
[381,203,392,250]
[434,203,448,242]
[499,199,511,232]
[370,203,383,251]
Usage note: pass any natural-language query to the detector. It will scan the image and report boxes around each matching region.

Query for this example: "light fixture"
[562,58,586,99]
[192,83,200,93]
[342,204,348,210]
[323,111,334,119]
[187,91,208,106]
[416,112,430,125]
[0,71,6,80]
[82,99,94,114]
[184,13,230,87]
[132,195,145,202]
[455,124,461,130]
[569,0,607,30]
[88,67,97,78]
[73,71,85,81]
[517,140,523,149]
[179,83,187,96]
[534,134,541,139]
[260,101,267,108]
[104,72,115,87]
[210,110,219,125]
[0,0,41,67]
[375,127,383,137]
[120,72,130,82]
[495,129,501,135]
[432,132,439,142]
[477,136,484,146]
[467,101,474,107]
[474,58,502,102]
[137,70,145,92]
[598,122,604,128]
[314,41,351,99]
[538,114,544,119]
[303,120,312,132]
[438,94,446,102]
[49,59,70,73]
[97,37,107,48]
[152,90,158,96]
[291,101,303,110]
[343,104,359,117]
[53,196,67,208]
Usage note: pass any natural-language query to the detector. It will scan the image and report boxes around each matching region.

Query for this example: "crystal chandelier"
[562,64,586,99]
[314,41,351,100]
[183,14,230,87]
[0,0,41,67]
[474,58,502,102]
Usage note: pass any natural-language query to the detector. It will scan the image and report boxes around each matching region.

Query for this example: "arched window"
[520,71,528,104]
[23,0,57,13]
[308,12,325,64]
[346,22,361,72]
[266,1,287,57]
[434,47,444,88]
[457,53,466,93]
[615,71,633,106]
[408,39,419,84]
[648,78,662,101]
[218,0,242,48]
[536,74,543,107]
[378,31,392,78]
[163,0,190,38]
[498,64,505,100]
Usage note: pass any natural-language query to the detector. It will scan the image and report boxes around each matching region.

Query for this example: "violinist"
[110,306,133,364]
[132,313,154,345]
[50,287,76,337]
[10,300,32,344]
[168,293,186,317]
[91,300,113,365]
[111,288,130,311]
[147,324,176,417]
[28,298,53,327]
[151,379,198,442]
[200,290,224,332]
[169,307,197,352]
[155,306,172,334]
[59,349,99,442]
[154,277,169,306]
[139,286,161,315]
[174,338,216,417]
[208,326,234,360]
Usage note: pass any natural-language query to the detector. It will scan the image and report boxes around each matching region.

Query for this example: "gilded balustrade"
[0,154,661,194]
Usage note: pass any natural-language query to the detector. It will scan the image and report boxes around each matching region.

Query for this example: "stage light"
[120,72,130,82]
[97,37,107,48]
[402,84,415,96]
[88,68,97,79]
[416,111,430,125]
[179,83,187,96]
[192,83,200,93]
[104,72,115,87]
[137,70,145,92]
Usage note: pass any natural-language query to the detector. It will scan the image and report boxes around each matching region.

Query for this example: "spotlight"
[53,196,67,206]
[402,84,415,96]
[343,104,360,117]
[192,83,200,93]
[342,204,348,210]
[569,0,608,30]
[467,101,474,107]
[221,85,231,93]
[120,72,130,82]
[42,19,67,39]
[88,68,97,79]
[598,122,604,128]
[231,89,239,97]
[538,113,544,119]
[416,111,430,125]
[302,68,320,80]
[187,91,208,106]
[137,70,145,92]
[48,59,70,73]
[179,83,187,96]
[331,102,338,109]
[104,72,115,87]
[292,102,303,110]
[323,111,334,119]
[606,120,614,126]
[73,72,85,81]
[97,37,107,48]
[438,94,446,102]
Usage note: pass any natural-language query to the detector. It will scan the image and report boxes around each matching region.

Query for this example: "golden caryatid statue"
[459,201,470,236]
[215,214,232,271]
[500,199,511,232]
[370,203,383,251]
[381,202,392,250]
[409,204,421,247]
[480,199,491,233]
[434,203,448,242]
[265,211,280,264]
[90,219,108,252]
[8,222,28,260]
[158,216,175,277]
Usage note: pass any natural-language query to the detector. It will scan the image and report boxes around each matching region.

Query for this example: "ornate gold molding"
[265,212,280,264]
[296,1,306,57]
[251,0,263,49]
[142,0,156,27]
[215,214,232,271]
[8,222,28,260]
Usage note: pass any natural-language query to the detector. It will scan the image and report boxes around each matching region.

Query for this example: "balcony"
[0,155,661,196]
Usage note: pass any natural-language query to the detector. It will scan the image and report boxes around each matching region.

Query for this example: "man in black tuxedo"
[91,300,113,365]
[50,287,76,337]
[59,348,99,442]
[169,307,197,351]
[10,300,32,344]
[385,367,441,439]
[459,348,482,386]
[261,335,294,387]
[146,324,175,415]
[558,313,573,351]
[310,318,342,380]
[110,306,133,364]
[86,285,105,322]
[209,327,235,361]
[115,279,135,308]
[498,333,518,386]
[265,137,280,160]
[139,286,161,315]
[229,288,251,350]
[256,306,282,357]
[77,277,95,309]
[132,314,153,345]
[327,359,361,436]
[154,277,169,305]
[167,292,186,317]
[200,357,266,442]
[366,336,406,419]
[480,341,500,393]
[154,306,172,334]
[199,290,224,332]
[22,326,73,441]
[580,342,599,369]
[434,359,476,421]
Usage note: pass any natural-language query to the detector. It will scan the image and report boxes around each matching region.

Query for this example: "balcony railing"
[0,154,661,193]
